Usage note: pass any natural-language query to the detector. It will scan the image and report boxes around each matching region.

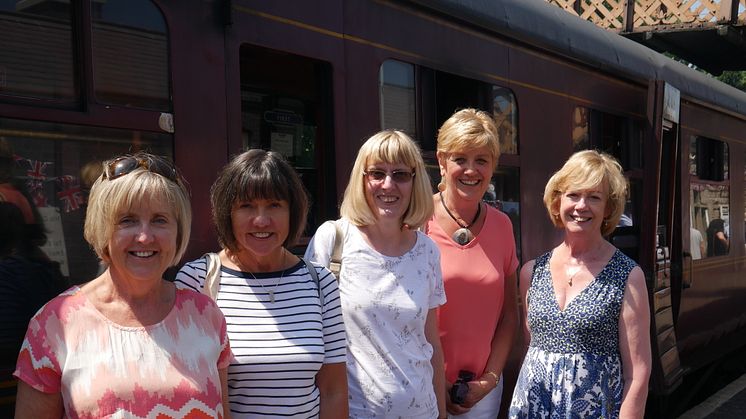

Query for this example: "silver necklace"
[439,191,481,245]
[238,251,286,304]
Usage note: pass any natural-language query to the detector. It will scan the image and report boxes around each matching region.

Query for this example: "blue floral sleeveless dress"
[509,249,636,419]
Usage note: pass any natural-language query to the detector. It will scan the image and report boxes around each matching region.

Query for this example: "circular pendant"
[452,228,474,245]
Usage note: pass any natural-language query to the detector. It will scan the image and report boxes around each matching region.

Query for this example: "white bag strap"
[329,220,344,279]
[202,252,222,301]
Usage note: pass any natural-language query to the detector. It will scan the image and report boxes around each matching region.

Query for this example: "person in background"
[706,218,729,257]
[424,108,518,418]
[0,202,67,414]
[690,227,704,260]
[305,130,447,419]
[176,149,347,418]
[14,152,232,418]
[509,150,651,419]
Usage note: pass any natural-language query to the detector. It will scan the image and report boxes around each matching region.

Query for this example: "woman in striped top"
[176,150,348,418]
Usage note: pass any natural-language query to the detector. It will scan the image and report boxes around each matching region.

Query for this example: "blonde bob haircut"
[84,157,192,266]
[436,108,500,168]
[543,150,628,237]
[340,130,434,228]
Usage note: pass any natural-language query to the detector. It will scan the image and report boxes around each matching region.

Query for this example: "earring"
[437,181,446,192]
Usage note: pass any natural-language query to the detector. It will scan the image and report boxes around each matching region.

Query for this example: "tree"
[716,71,746,92]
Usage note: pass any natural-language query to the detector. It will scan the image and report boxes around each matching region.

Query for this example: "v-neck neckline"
[548,249,617,312]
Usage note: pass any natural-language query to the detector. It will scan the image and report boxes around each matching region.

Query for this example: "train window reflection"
[0,117,172,283]
[490,166,521,261]
[689,136,730,258]
[92,0,170,110]
[380,60,416,138]
[0,0,76,102]
[239,44,333,238]
[572,107,643,170]
[492,87,518,155]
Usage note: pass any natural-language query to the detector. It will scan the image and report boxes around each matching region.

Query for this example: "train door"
[237,45,335,243]
[647,82,685,396]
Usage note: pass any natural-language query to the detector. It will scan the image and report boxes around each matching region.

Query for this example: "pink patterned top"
[14,286,232,419]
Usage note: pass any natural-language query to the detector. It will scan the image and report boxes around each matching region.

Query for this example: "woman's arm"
[618,266,652,419]
[219,368,231,419]
[425,308,447,419]
[316,362,348,419]
[518,261,535,346]
[14,381,63,419]
[462,270,519,408]
[716,231,729,246]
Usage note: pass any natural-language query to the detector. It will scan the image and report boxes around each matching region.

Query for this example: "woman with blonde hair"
[306,130,447,418]
[424,108,519,418]
[14,152,232,418]
[509,150,651,418]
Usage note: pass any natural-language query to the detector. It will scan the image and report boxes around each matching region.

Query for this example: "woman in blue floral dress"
[509,150,651,419]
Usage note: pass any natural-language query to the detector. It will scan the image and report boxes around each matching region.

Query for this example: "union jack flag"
[26,159,51,180]
[27,180,48,207]
[57,175,85,213]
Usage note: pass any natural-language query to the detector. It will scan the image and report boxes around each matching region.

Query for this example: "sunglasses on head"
[363,169,415,183]
[103,154,178,182]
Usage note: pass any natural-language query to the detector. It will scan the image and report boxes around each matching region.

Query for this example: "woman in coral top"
[14,153,232,418]
[424,109,519,418]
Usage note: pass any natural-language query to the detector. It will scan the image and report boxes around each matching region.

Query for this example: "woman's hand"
[445,380,471,415]
[460,376,496,408]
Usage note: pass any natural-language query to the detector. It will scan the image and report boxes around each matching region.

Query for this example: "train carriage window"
[572,107,643,234]
[380,60,416,137]
[239,45,333,241]
[492,86,518,155]
[572,107,643,170]
[92,0,170,110]
[0,117,172,283]
[689,136,730,259]
[0,0,76,102]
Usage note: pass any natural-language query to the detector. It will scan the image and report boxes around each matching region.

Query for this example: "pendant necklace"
[565,265,581,287]
[439,191,481,245]
[239,251,285,304]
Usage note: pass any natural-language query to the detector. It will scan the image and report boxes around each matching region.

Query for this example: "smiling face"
[438,145,495,203]
[558,182,611,235]
[107,194,178,283]
[231,198,290,259]
[364,161,414,222]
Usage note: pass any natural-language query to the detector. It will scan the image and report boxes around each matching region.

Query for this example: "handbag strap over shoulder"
[302,257,324,307]
[202,252,222,301]
[329,220,344,279]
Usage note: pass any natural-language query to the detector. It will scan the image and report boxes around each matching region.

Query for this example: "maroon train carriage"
[1,0,745,416]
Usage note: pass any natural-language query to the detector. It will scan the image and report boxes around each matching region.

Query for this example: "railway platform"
[679,374,746,418]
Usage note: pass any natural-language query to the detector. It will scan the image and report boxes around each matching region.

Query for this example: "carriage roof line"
[407,0,746,117]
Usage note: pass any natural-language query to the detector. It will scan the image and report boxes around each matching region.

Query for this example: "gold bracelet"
[484,370,500,387]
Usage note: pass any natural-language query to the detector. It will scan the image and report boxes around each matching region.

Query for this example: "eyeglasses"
[363,169,415,183]
[103,154,178,182]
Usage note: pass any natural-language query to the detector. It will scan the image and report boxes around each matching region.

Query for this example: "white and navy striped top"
[175,258,346,418]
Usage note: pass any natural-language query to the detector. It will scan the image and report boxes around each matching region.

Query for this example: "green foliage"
[716,71,746,92]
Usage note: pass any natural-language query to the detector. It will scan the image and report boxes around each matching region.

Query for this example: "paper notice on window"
[271,132,294,158]
[38,207,70,276]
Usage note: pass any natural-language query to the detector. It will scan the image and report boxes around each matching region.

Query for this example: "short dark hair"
[211,149,309,251]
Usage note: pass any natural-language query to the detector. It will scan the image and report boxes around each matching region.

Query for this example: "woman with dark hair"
[1,202,66,407]
[175,149,347,418]
[706,218,729,257]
